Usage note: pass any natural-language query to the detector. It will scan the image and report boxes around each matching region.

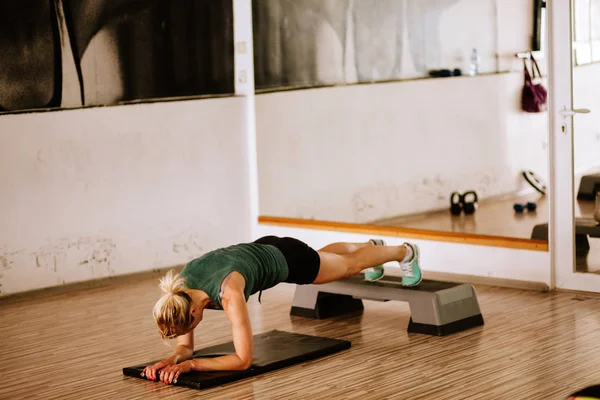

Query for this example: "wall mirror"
[254,0,552,248]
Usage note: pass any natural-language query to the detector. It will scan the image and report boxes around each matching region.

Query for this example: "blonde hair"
[152,270,193,340]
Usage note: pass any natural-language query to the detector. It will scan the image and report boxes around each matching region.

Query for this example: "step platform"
[577,172,600,200]
[290,275,484,336]
[123,330,350,390]
[531,217,600,257]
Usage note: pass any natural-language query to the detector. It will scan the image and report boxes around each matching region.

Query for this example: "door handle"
[559,106,591,118]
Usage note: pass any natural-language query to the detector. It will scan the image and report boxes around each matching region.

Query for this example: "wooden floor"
[2,275,600,399]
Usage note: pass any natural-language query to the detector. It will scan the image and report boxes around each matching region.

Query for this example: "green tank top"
[180,243,289,309]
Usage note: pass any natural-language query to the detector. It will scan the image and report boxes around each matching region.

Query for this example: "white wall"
[0,97,252,296]
[495,0,538,72]
[256,71,549,223]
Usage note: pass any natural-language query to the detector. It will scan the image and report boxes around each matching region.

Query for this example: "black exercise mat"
[570,384,600,398]
[123,330,351,390]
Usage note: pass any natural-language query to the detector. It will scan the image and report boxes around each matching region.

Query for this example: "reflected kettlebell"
[462,191,478,215]
[450,192,463,215]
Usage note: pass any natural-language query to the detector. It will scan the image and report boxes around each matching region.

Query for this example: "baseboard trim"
[555,288,600,298]
[0,265,184,304]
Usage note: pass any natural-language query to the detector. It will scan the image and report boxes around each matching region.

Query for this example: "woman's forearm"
[170,345,194,363]
[190,354,251,371]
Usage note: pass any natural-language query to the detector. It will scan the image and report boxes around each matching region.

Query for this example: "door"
[548,0,600,292]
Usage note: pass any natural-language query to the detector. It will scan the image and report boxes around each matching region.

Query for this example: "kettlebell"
[450,192,463,215]
[462,191,478,215]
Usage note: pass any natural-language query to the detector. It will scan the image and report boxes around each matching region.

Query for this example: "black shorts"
[253,236,321,285]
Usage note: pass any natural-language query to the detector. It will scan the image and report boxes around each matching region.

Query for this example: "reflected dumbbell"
[513,202,537,213]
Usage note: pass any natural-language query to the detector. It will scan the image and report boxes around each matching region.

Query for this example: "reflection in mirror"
[255,0,550,243]
[0,0,234,114]
[532,0,546,51]
[572,0,600,273]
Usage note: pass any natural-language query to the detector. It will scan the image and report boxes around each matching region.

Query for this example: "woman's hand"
[158,360,194,384]
[142,358,174,381]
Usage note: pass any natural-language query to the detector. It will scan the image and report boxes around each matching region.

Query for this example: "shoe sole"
[364,269,385,282]
[402,243,423,287]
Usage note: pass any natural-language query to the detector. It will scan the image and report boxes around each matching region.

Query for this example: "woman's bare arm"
[158,272,253,384]
[143,330,194,381]
[172,331,195,362]
[190,272,253,371]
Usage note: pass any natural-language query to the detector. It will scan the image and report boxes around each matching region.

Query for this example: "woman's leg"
[320,240,387,282]
[313,242,422,287]
[314,244,406,284]
[318,241,373,254]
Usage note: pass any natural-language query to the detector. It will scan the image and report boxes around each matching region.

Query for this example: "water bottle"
[468,48,480,76]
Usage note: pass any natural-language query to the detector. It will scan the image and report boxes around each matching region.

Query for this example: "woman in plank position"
[143,236,422,384]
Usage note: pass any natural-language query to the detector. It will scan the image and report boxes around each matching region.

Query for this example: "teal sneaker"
[400,243,422,287]
[364,239,386,281]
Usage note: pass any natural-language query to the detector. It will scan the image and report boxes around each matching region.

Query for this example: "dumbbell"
[429,68,463,78]
[513,202,537,213]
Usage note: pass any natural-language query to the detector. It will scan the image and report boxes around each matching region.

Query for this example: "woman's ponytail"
[152,270,192,339]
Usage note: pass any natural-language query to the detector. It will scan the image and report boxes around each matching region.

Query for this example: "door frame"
[548,0,600,292]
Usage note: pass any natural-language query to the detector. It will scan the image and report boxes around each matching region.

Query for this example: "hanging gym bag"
[521,55,547,113]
